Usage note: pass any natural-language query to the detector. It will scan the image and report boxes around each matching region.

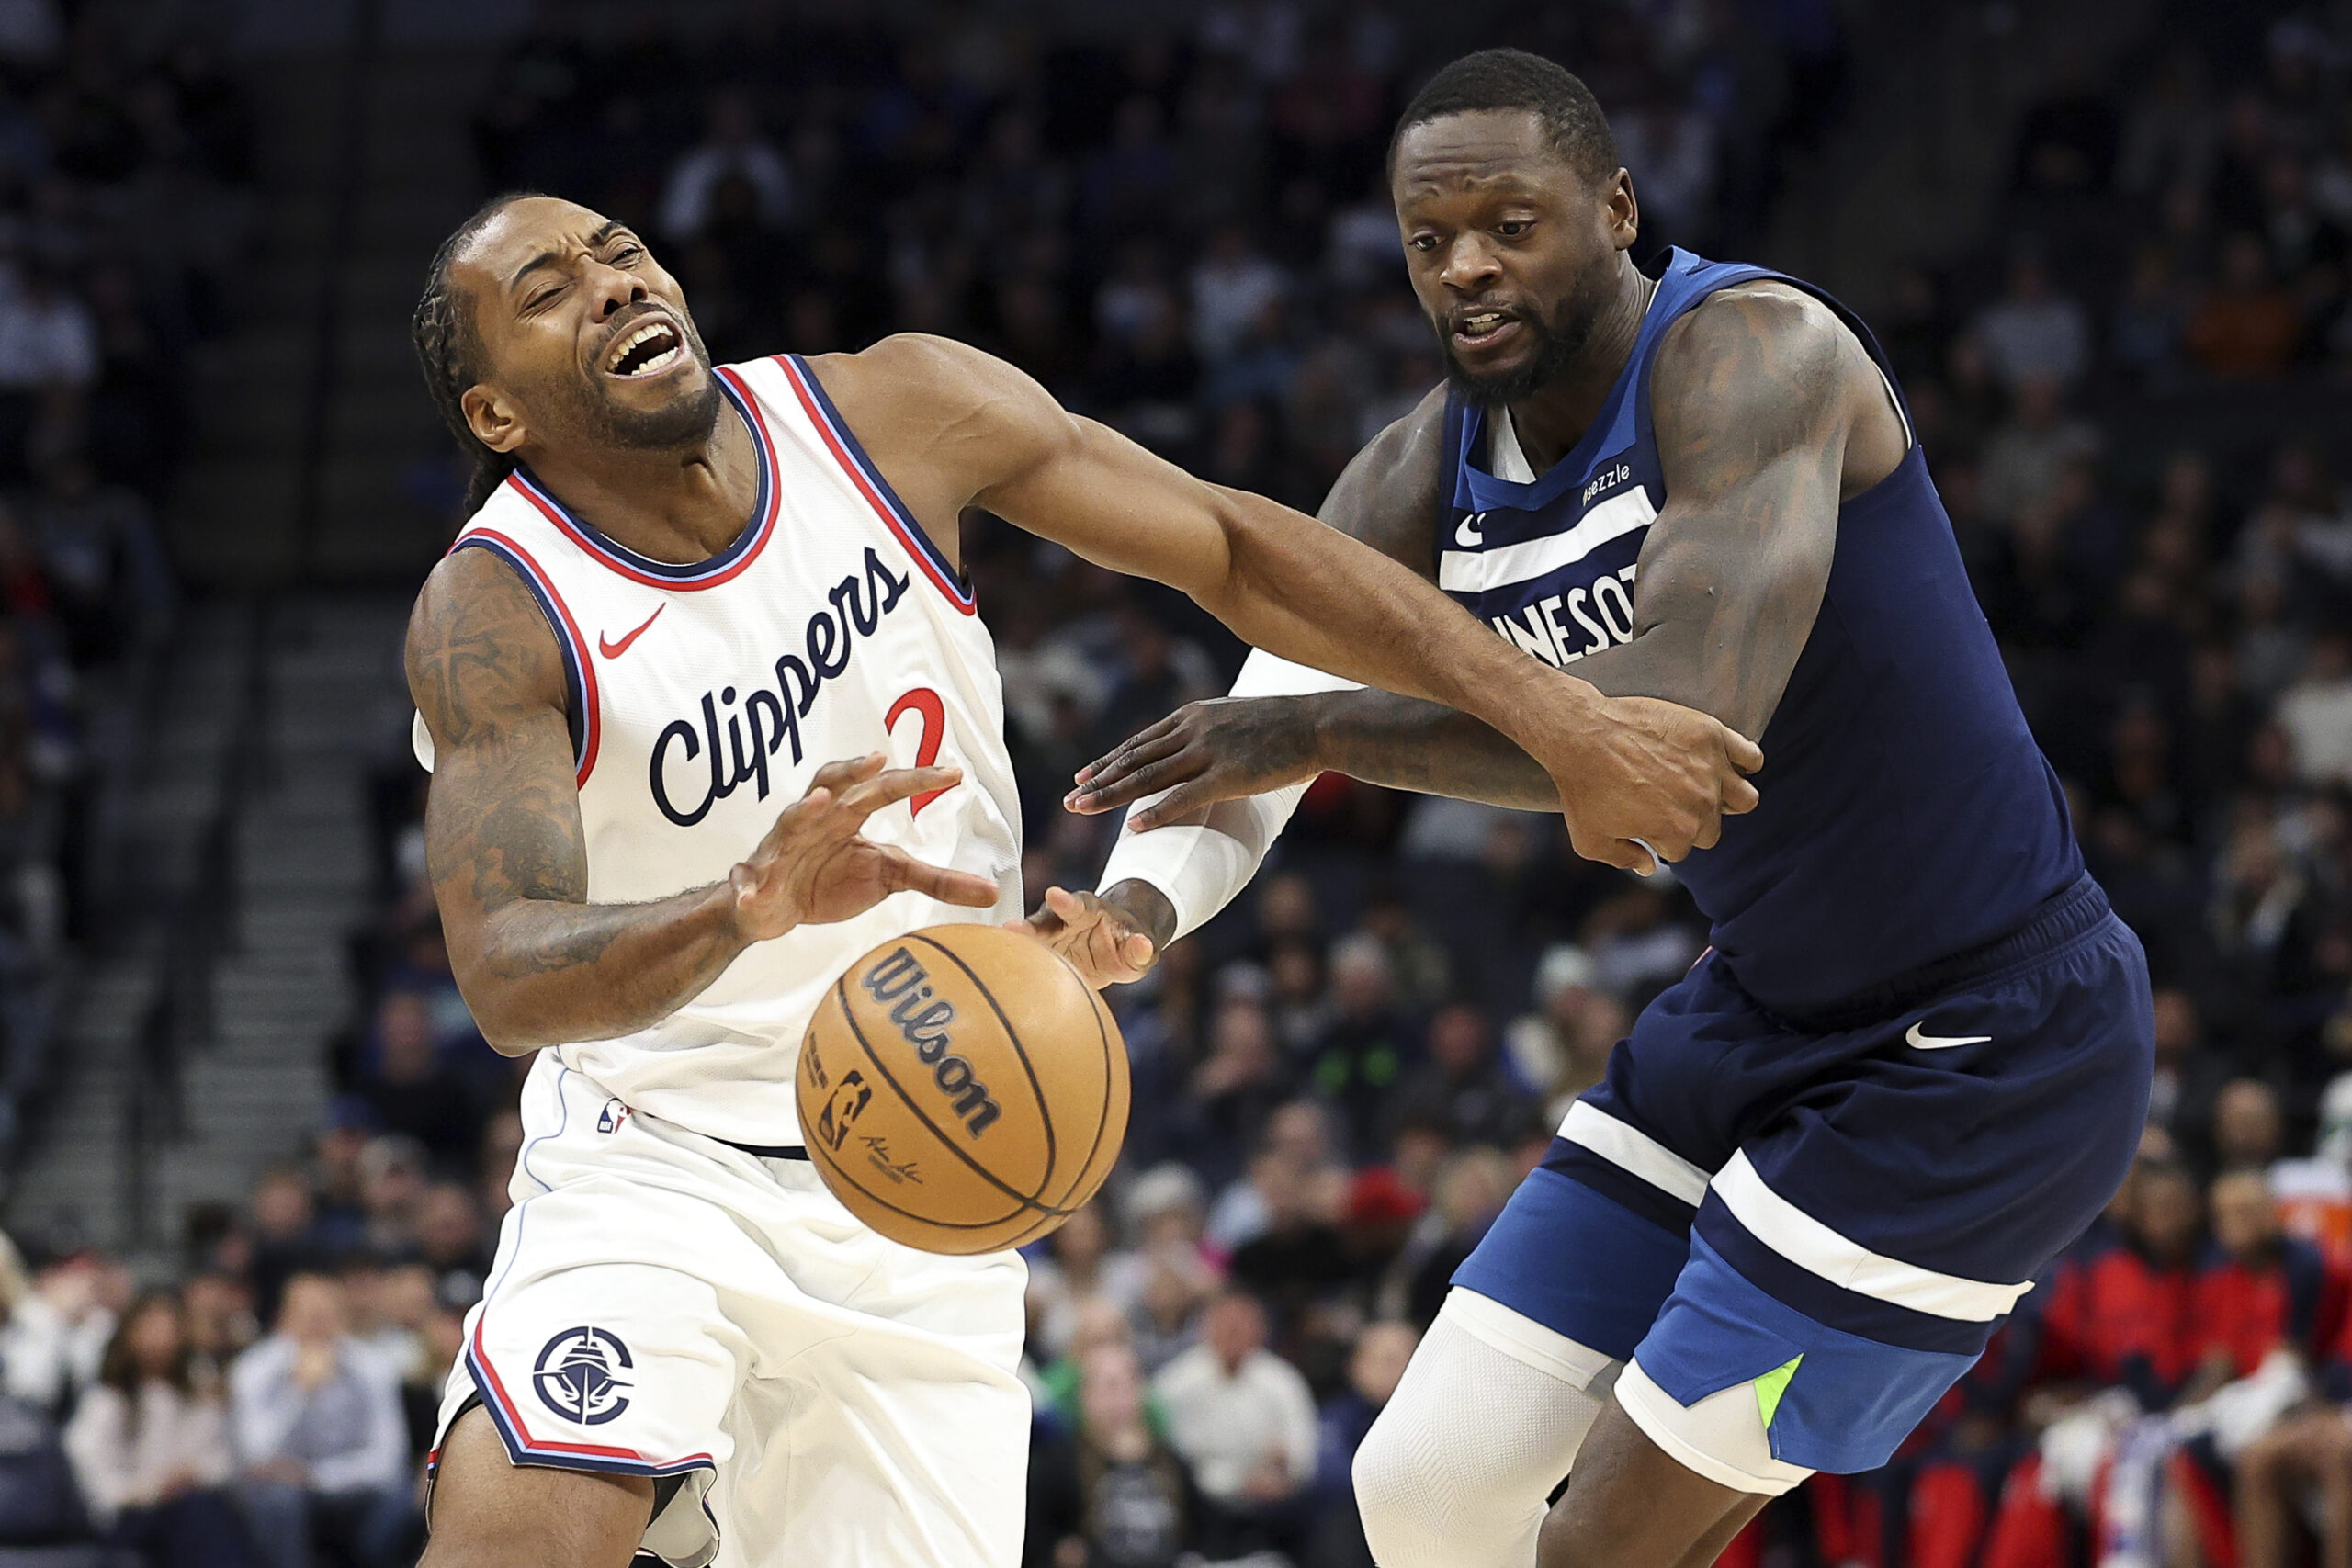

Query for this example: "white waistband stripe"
[1711,1151,2029,1322]
[1438,487,1658,594]
[1560,1100,1711,1206]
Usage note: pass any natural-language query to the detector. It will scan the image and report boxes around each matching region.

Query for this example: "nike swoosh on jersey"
[597,604,665,659]
[1456,513,1484,547]
[1439,487,1658,593]
[1905,1021,1992,1050]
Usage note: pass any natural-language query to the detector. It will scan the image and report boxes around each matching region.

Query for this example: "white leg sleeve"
[1093,649,1361,941]
[1352,1290,1620,1568]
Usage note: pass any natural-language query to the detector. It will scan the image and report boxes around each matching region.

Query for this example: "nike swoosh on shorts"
[1905,1021,1991,1050]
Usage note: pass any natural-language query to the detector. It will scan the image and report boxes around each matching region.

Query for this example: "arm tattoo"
[408,550,745,1051]
[1606,283,1846,738]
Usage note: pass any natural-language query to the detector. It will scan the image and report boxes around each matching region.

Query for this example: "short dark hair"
[1388,48,1617,185]
[412,191,545,516]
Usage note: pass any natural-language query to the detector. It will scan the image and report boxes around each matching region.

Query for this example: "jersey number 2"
[886,687,948,817]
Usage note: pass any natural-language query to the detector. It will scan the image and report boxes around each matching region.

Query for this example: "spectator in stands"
[657,86,791,243]
[1308,1321,1418,1568]
[244,1166,326,1330]
[2041,1158,2207,1407]
[1207,1099,1339,1252]
[2111,244,2191,388]
[1169,997,1292,1197]
[1188,223,1287,367]
[1033,1294,1140,1437]
[2146,988,2233,1152]
[356,991,478,1168]
[1027,1340,1203,1568]
[2186,231,2304,378]
[1969,250,2092,389]
[228,1273,413,1568]
[1385,1145,1516,1327]
[2278,630,2352,786]
[1502,943,1603,1109]
[307,1114,372,1257]
[2215,1079,2290,1174]
[1226,1131,1353,1348]
[181,1272,256,1389]
[1152,1289,1317,1559]
[355,1135,426,1258]
[1122,1166,1216,1372]
[2197,1168,2339,1382]
[1026,1201,1145,1364]
[1,1246,119,1418]
[27,457,169,668]
[1384,1003,1537,1152]
[412,1182,492,1309]
[64,1290,255,1568]
[1979,377,2101,525]
[1306,933,1414,1162]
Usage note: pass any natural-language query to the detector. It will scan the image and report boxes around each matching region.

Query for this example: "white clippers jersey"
[414,355,1023,1147]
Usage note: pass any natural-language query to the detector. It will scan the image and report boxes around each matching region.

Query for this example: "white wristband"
[1094,649,1360,942]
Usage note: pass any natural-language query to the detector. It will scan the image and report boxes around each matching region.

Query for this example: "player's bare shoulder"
[1652,280,1904,495]
[1319,381,1449,573]
[791,333,1069,540]
[404,544,569,750]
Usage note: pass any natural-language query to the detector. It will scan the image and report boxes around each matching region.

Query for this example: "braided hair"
[412,192,547,516]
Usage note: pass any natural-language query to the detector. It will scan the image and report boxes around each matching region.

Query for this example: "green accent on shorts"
[1754,1355,1803,1429]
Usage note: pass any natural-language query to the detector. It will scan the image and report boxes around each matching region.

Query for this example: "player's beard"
[1435,260,1617,409]
[561,311,725,451]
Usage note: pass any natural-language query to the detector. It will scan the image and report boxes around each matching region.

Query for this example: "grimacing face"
[452,197,723,460]
[1391,109,1636,407]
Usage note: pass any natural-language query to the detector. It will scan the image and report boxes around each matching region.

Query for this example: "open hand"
[1066,695,1322,826]
[1544,694,1762,874]
[731,753,1000,940]
[1008,885,1161,987]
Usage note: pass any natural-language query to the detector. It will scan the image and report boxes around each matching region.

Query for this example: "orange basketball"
[797,923,1130,1255]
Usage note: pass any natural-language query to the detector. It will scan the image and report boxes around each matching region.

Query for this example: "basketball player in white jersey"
[401,193,1759,1568]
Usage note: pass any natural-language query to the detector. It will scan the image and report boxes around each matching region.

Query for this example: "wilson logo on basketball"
[860,946,1002,1136]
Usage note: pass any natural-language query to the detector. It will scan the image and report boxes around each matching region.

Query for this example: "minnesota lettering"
[650,547,910,826]
[859,947,1001,1136]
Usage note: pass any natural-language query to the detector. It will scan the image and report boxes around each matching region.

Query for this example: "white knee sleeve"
[1352,1290,1619,1568]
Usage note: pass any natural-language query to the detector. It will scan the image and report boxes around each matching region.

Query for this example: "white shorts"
[428,1055,1032,1568]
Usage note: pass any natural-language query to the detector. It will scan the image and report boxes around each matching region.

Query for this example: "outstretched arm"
[1075,284,1875,824]
[407,548,993,1053]
[824,334,1759,876]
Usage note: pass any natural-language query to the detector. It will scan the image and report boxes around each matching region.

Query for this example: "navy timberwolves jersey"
[1438,248,2084,1015]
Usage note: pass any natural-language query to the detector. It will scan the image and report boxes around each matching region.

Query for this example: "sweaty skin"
[1058,110,1903,969]
[404,196,1759,1055]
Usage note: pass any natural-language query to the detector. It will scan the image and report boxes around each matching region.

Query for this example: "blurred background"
[0,0,2341,1564]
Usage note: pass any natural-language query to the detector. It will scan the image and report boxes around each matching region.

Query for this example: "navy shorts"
[1455,874,2152,1474]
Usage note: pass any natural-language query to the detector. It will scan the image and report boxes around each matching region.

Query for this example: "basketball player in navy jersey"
[1057,49,2154,1568]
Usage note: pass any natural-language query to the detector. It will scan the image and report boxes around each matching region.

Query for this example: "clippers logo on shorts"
[649,547,910,827]
[532,1327,633,1426]
[860,946,1002,1136]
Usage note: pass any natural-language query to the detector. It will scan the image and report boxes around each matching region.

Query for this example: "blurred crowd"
[0,0,206,1177]
[58,3,2352,1568]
